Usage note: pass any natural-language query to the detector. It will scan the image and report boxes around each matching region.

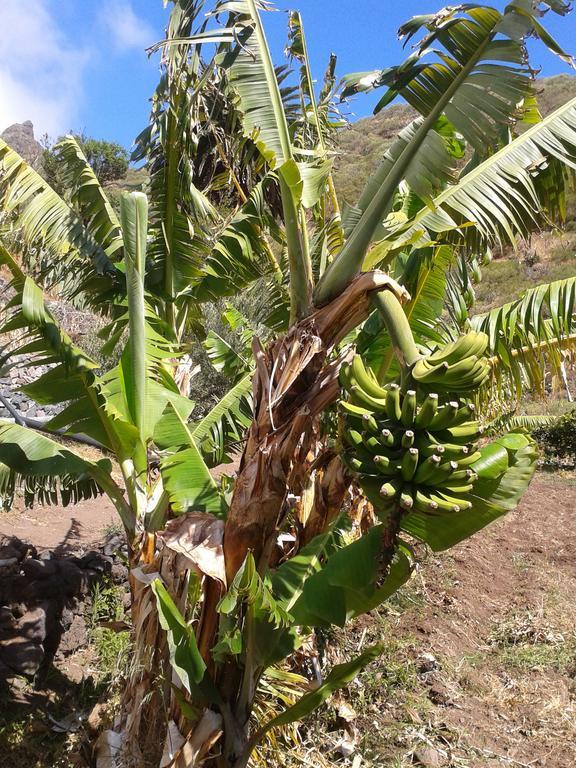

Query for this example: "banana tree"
[1,1,576,767]
[0,191,233,760]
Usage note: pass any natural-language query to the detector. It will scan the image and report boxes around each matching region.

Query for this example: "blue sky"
[0,1,574,151]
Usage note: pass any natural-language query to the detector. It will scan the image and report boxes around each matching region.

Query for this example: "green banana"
[440,443,477,460]
[416,432,477,458]
[414,454,442,484]
[413,490,439,513]
[455,450,482,466]
[363,435,382,453]
[401,389,417,426]
[401,430,415,449]
[412,359,449,382]
[450,403,476,427]
[351,443,380,464]
[442,355,480,379]
[445,361,487,386]
[401,448,419,481]
[344,456,379,475]
[351,356,390,400]
[415,393,439,428]
[399,490,414,510]
[427,331,488,366]
[374,455,398,475]
[445,422,482,439]
[380,428,395,448]
[380,480,401,499]
[437,459,459,475]
[342,428,363,447]
[429,401,459,430]
[339,363,353,392]
[340,346,485,522]
[435,424,481,445]
[349,385,388,411]
[414,489,460,514]
[468,361,490,386]
[386,384,402,421]
[361,413,380,434]
[339,401,375,419]
[340,409,380,438]
[342,430,380,463]
[422,460,458,487]
[434,491,473,511]
[426,491,464,513]
[438,482,474,494]
[444,468,477,483]
[416,439,447,458]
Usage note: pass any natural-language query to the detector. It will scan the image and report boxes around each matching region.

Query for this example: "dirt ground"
[311,472,576,768]
[424,475,576,768]
[1,473,575,767]
[0,495,118,553]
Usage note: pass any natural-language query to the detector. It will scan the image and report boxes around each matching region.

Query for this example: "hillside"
[333,74,576,207]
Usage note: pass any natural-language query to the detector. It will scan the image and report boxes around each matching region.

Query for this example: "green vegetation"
[494,641,576,672]
[333,75,576,210]
[534,408,576,468]
[75,136,129,184]
[0,2,575,767]
[88,579,131,682]
[42,134,129,195]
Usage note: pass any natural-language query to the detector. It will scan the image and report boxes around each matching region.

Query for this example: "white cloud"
[0,0,90,139]
[100,0,155,53]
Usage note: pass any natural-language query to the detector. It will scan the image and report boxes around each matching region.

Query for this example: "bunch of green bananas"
[339,340,489,516]
[411,331,490,392]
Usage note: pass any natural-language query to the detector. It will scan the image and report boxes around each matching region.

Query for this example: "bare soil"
[309,472,576,768]
[0,495,119,554]
[425,474,576,768]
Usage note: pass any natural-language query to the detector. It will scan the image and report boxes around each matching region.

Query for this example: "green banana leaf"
[159,404,225,517]
[253,643,383,739]
[0,421,114,509]
[401,433,538,551]
[289,526,414,628]
[151,578,221,704]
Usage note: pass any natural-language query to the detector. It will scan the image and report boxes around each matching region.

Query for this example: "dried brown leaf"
[158,513,226,586]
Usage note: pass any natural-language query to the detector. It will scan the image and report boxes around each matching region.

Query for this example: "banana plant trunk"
[218,273,408,767]
[116,545,186,768]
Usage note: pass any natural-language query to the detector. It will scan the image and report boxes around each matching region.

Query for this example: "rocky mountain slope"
[0,121,43,168]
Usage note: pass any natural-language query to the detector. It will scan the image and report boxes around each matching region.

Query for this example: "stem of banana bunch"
[372,291,420,387]
[378,499,404,588]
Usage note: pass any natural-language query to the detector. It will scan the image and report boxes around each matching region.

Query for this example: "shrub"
[534,408,576,468]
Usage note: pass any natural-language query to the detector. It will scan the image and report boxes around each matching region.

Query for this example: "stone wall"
[0,535,128,684]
